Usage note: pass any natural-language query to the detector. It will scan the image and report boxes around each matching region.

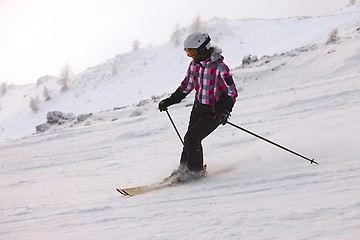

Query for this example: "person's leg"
[179,109,200,167]
[183,115,219,171]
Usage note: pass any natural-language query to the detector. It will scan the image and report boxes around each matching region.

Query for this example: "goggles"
[185,49,197,57]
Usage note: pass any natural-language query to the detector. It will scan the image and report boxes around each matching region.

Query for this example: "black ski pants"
[180,107,219,171]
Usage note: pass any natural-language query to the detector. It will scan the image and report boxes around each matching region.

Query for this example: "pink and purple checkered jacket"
[178,48,238,111]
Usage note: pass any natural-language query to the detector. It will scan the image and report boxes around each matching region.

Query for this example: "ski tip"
[116,188,132,197]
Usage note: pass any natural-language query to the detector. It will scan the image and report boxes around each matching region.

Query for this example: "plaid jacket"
[178,49,238,111]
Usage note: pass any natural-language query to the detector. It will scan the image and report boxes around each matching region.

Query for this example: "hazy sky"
[0,0,350,85]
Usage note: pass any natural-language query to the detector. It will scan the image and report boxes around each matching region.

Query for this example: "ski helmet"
[184,33,211,57]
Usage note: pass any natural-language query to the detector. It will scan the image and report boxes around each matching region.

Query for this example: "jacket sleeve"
[167,88,187,105]
[217,63,238,113]
[218,94,235,113]
[178,65,194,95]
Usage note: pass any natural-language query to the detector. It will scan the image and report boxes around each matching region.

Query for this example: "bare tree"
[43,86,51,101]
[58,63,72,92]
[349,0,356,6]
[29,96,40,113]
[170,23,182,46]
[0,82,7,97]
[191,15,205,33]
[326,29,339,44]
[132,39,140,51]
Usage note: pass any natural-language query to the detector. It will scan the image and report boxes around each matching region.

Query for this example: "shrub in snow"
[43,87,51,101]
[132,39,140,51]
[191,15,205,33]
[326,29,339,44]
[348,0,356,6]
[29,96,40,112]
[58,63,72,92]
[170,24,182,46]
[0,82,7,96]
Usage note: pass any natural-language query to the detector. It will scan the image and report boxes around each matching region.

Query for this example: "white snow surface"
[1,4,360,240]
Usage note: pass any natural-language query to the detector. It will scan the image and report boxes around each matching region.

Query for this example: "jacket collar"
[194,47,223,67]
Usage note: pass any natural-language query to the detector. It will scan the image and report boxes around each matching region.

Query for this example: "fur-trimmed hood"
[210,47,223,62]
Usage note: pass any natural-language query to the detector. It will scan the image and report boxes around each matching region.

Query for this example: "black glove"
[216,95,234,125]
[158,89,187,112]
[218,109,231,125]
[158,99,171,112]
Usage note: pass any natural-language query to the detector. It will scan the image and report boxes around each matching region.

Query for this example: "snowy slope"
[0,4,359,141]
[1,4,360,240]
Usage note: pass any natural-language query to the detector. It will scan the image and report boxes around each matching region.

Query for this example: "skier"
[158,33,238,182]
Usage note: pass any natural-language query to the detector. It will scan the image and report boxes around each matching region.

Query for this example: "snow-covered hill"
[0,4,359,141]
[1,4,360,240]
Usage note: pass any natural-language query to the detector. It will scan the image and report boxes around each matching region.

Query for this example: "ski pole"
[226,121,318,165]
[165,109,184,145]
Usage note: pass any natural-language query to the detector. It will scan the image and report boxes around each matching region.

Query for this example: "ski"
[116,178,180,197]
[116,165,207,197]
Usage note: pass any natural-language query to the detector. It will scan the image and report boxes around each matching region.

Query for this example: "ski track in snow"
[1,5,360,240]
